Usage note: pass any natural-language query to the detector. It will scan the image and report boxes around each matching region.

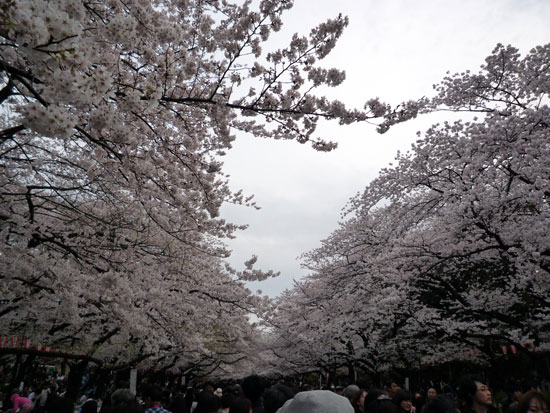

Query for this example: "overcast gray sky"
[220,0,550,297]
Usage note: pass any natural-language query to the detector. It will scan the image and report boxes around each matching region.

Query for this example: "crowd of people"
[3,373,550,413]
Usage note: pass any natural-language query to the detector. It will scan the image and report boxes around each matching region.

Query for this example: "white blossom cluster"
[0,0,387,374]
[263,44,550,375]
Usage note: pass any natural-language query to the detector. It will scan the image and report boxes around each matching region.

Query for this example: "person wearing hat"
[276,390,353,413]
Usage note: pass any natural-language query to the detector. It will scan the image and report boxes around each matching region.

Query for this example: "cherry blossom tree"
[0,0,385,378]
[267,44,550,374]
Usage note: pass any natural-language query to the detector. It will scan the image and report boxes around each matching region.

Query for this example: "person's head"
[111,389,136,404]
[229,397,253,413]
[226,384,244,398]
[263,384,295,413]
[422,396,455,413]
[335,386,345,395]
[195,389,221,413]
[393,390,413,413]
[169,394,187,413]
[364,389,390,413]
[343,385,361,405]
[522,379,541,393]
[222,392,236,410]
[378,400,401,413]
[517,391,550,413]
[459,375,491,411]
[512,390,523,403]
[111,389,143,413]
[241,375,265,404]
[81,400,99,413]
[112,399,144,413]
[10,389,20,404]
[140,384,163,407]
[385,381,401,397]
[112,389,137,406]
[427,388,438,400]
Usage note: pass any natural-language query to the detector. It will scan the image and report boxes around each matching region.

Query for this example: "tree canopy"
[265,44,550,375]
[0,0,387,375]
[3,0,548,379]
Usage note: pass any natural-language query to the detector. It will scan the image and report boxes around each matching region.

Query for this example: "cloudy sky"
[220,0,550,297]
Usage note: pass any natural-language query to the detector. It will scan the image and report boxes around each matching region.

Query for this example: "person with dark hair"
[229,398,253,413]
[168,393,186,413]
[413,392,424,413]
[385,381,402,398]
[33,383,50,413]
[241,375,265,413]
[459,375,493,413]
[110,389,144,413]
[221,392,236,413]
[393,390,415,413]
[141,385,171,413]
[44,385,73,413]
[182,387,195,413]
[99,391,114,413]
[194,390,220,413]
[427,389,438,401]
[112,389,138,405]
[502,382,523,413]
[521,379,541,394]
[43,384,57,413]
[517,391,550,413]
[47,394,74,413]
[364,390,397,413]
[112,398,145,413]
[378,400,401,413]
[82,399,99,413]
[422,396,455,413]
[263,384,294,413]
[364,390,386,413]
[221,385,244,413]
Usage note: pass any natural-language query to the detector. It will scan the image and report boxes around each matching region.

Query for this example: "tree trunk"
[66,359,88,403]
[14,354,36,387]
[90,366,112,399]
[9,353,23,393]
[347,362,356,384]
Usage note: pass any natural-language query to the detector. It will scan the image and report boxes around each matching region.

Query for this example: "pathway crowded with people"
[3,370,550,413]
